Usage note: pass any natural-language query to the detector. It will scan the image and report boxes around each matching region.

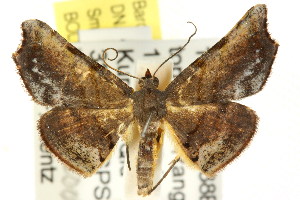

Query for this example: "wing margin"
[166,4,278,106]
[164,102,257,176]
[38,106,133,176]
[13,19,133,108]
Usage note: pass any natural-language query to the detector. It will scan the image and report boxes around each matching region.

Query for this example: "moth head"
[138,69,159,89]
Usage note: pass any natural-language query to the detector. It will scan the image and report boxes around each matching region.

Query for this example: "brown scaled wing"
[166,4,278,106]
[164,4,278,176]
[13,20,134,176]
[39,107,133,177]
[165,103,257,177]
[13,19,133,108]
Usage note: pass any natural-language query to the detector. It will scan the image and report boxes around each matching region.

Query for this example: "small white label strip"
[78,26,152,42]
[34,39,221,200]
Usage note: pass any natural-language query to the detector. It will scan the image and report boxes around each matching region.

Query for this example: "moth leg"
[148,156,180,195]
[126,144,131,171]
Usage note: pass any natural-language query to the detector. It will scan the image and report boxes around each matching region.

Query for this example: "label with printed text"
[54,0,161,42]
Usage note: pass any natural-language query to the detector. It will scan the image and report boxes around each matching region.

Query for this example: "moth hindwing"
[13,4,278,196]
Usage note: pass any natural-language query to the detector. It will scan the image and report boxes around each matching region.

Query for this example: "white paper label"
[78,26,152,42]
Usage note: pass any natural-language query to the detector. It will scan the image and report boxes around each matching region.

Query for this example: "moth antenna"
[126,144,131,171]
[153,22,197,76]
[102,48,140,80]
[148,156,180,195]
[141,112,154,138]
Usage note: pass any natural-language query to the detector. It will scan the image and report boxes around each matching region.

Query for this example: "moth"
[13,4,278,196]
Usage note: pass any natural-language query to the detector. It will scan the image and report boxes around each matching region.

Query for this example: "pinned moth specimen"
[13,4,278,196]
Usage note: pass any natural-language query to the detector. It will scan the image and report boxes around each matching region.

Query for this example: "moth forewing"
[165,4,278,106]
[13,19,133,108]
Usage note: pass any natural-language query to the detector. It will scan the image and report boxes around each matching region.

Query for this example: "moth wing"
[13,19,133,108]
[38,106,133,177]
[164,102,257,177]
[166,4,278,106]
